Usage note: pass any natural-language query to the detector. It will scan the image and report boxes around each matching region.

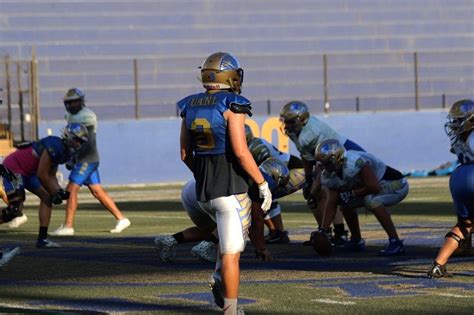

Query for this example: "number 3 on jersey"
[191,118,215,151]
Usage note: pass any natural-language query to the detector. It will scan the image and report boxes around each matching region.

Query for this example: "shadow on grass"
[25,201,457,216]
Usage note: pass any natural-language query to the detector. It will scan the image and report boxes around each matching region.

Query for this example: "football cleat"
[36,239,61,249]
[7,214,28,228]
[344,238,366,251]
[427,262,450,278]
[331,230,349,247]
[154,235,178,262]
[311,228,333,256]
[191,241,217,263]
[110,218,131,233]
[49,224,75,236]
[265,230,290,244]
[0,247,21,268]
[379,238,405,256]
[209,270,224,308]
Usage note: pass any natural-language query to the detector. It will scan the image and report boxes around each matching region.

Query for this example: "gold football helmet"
[315,139,345,174]
[279,101,310,137]
[445,99,474,141]
[259,157,290,188]
[200,52,244,94]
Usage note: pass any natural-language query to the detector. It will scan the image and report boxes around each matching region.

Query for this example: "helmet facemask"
[445,99,474,142]
[260,158,290,188]
[279,101,310,137]
[63,88,85,114]
[61,123,89,155]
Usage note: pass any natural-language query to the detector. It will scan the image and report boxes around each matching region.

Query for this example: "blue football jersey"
[177,91,251,155]
[32,136,70,165]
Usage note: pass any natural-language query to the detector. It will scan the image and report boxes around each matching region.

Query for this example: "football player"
[311,139,408,257]
[245,125,305,244]
[1,123,88,248]
[279,101,362,244]
[428,99,474,278]
[154,158,292,264]
[177,52,272,314]
[0,173,27,228]
[51,88,130,236]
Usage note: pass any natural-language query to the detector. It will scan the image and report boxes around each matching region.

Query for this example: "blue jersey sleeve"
[33,136,70,165]
[177,95,194,118]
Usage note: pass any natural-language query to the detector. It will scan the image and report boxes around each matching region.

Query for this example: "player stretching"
[178,52,272,314]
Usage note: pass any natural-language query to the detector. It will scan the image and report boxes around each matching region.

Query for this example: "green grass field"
[0,177,473,314]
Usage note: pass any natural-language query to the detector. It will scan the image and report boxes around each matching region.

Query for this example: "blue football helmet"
[200,52,244,94]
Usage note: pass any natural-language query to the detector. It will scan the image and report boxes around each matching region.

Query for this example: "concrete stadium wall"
[40,110,453,186]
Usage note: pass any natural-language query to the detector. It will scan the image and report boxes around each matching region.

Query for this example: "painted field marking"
[311,298,356,305]
[436,293,472,298]
[389,257,474,266]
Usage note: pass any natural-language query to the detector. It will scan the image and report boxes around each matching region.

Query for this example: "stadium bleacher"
[0,0,472,119]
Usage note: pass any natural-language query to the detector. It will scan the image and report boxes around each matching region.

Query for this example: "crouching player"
[428,100,474,278]
[311,139,408,256]
[155,157,299,263]
[279,101,362,245]
[0,123,88,248]
[245,125,305,243]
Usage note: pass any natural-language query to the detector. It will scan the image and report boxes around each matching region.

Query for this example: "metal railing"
[2,50,473,122]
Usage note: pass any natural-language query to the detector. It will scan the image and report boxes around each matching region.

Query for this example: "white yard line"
[436,293,472,298]
[311,298,356,305]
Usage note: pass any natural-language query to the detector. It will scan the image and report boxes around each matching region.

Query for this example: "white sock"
[223,298,238,315]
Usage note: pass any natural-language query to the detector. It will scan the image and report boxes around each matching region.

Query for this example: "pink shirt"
[3,147,39,177]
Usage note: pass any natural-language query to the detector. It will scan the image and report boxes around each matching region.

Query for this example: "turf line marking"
[311,298,356,305]
[436,293,472,298]
[389,257,474,266]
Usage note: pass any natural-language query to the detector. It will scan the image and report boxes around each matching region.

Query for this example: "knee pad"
[455,218,473,239]
[445,231,464,247]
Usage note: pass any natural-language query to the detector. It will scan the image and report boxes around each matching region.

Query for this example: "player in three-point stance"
[311,139,408,257]
[1,123,88,248]
[279,101,363,246]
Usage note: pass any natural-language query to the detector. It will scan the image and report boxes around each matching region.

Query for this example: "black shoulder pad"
[230,103,253,117]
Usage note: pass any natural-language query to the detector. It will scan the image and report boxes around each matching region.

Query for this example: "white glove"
[258,181,273,212]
